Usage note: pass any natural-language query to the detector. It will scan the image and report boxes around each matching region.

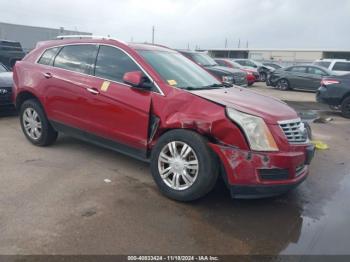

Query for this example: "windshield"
[189,53,218,67]
[138,50,222,90]
[0,63,7,73]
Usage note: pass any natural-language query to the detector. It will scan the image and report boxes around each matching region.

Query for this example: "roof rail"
[56,35,128,45]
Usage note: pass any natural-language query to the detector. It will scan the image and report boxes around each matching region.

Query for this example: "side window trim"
[35,43,164,96]
[37,46,62,66]
[52,46,63,67]
[52,47,62,66]
[92,45,101,76]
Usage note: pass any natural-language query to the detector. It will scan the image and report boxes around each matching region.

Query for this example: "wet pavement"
[0,85,349,255]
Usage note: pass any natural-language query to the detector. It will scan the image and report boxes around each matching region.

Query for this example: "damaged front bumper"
[209,143,315,199]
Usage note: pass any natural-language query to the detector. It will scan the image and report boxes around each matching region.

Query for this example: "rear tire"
[20,99,58,146]
[150,130,218,202]
[341,97,350,118]
[277,79,290,91]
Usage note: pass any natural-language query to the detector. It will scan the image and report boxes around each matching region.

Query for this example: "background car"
[0,62,14,109]
[178,51,248,87]
[267,65,335,91]
[214,58,257,86]
[263,62,283,70]
[313,59,350,75]
[0,40,26,70]
[233,59,275,82]
[317,74,350,118]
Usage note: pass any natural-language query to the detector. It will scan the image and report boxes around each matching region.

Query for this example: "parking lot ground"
[0,84,350,255]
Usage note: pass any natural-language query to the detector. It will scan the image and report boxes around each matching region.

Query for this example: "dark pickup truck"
[0,40,26,70]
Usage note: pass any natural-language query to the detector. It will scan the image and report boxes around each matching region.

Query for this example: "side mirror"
[123,71,143,87]
[123,71,154,90]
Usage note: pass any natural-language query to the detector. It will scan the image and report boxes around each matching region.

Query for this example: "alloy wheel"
[158,141,199,191]
[277,79,289,90]
[22,108,42,140]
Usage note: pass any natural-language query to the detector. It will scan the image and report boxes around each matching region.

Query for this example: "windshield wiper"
[204,83,225,88]
[182,84,226,91]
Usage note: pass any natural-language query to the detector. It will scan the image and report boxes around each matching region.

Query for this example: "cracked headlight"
[226,108,279,152]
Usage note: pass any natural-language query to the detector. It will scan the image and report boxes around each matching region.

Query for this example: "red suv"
[13,36,315,201]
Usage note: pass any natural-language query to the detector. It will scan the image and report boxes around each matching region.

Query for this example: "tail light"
[321,79,340,86]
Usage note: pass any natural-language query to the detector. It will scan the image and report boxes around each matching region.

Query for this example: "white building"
[203,48,350,65]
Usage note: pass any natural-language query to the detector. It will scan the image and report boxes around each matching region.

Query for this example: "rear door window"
[333,62,350,71]
[94,45,140,82]
[289,67,307,73]
[38,47,61,66]
[308,67,328,76]
[53,45,97,74]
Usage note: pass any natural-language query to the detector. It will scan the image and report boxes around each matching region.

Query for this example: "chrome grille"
[278,118,308,144]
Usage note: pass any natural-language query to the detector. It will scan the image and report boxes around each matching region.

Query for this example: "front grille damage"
[278,118,308,144]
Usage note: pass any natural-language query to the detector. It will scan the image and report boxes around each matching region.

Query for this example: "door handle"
[86,87,100,95]
[43,72,53,79]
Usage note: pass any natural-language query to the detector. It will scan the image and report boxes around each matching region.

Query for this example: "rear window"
[38,47,60,66]
[54,45,97,74]
[314,61,331,68]
[333,62,350,71]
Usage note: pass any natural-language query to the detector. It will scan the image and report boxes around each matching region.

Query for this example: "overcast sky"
[1,0,350,49]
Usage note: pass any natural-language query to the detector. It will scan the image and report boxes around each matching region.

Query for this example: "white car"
[313,59,350,75]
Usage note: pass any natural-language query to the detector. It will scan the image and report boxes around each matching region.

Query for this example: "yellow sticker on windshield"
[167,80,177,86]
[101,81,110,92]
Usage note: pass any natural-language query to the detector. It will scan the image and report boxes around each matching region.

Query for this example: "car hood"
[190,87,298,124]
[262,65,275,71]
[243,68,258,73]
[205,65,243,75]
[0,72,13,87]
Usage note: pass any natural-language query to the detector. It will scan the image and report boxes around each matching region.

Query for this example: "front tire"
[277,79,290,91]
[341,97,350,118]
[260,72,267,82]
[150,130,218,202]
[20,99,58,146]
